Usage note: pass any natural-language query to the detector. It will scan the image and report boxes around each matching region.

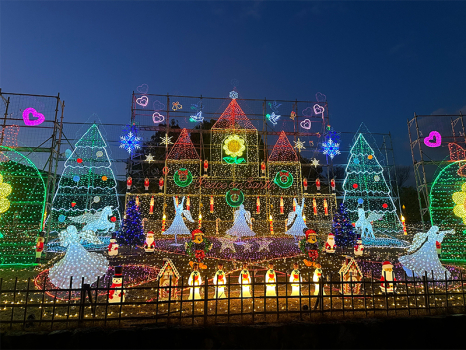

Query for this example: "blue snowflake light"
[322,138,341,159]
[120,126,142,154]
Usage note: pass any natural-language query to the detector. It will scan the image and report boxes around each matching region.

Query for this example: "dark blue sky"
[1,1,466,166]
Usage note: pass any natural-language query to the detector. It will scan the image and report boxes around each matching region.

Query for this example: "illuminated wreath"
[173,168,193,187]
[274,170,293,189]
[225,188,245,207]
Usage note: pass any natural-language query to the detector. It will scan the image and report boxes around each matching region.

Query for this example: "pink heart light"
[152,112,165,124]
[424,131,442,148]
[300,119,312,130]
[136,96,149,107]
[23,108,45,126]
[313,104,325,115]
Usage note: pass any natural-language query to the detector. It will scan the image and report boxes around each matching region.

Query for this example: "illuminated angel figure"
[355,208,384,238]
[49,225,109,289]
[163,196,194,245]
[399,226,453,280]
[226,204,256,244]
[285,198,308,239]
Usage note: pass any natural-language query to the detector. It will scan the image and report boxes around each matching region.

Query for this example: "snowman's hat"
[114,266,123,276]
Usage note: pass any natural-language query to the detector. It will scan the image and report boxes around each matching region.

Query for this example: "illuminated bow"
[279,171,289,177]
[178,169,188,177]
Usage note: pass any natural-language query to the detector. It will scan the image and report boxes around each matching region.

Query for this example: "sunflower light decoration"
[223,135,246,164]
[0,174,12,214]
[453,182,466,223]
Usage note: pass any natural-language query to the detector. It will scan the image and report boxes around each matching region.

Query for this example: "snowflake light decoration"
[160,134,174,145]
[311,158,320,167]
[145,154,155,162]
[229,91,238,99]
[322,138,341,159]
[293,138,306,152]
[119,127,142,154]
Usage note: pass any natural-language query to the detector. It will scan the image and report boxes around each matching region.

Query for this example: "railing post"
[78,278,86,324]
[204,277,208,325]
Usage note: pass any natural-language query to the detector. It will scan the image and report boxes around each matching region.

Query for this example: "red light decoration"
[382,203,388,209]
[268,131,298,162]
[352,183,358,189]
[167,128,200,160]
[77,158,83,164]
[110,216,117,222]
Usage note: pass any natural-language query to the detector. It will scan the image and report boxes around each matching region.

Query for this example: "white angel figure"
[163,196,194,245]
[225,204,256,244]
[49,225,109,289]
[399,226,453,280]
[355,208,384,238]
[285,198,307,239]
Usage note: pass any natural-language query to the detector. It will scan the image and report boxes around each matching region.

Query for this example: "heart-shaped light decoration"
[136,96,149,107]
[152,112,165,124]
[424,131,442,148]
[313,104,325,115]
[300,119,312,130]
[136,84,149,94]
[23,108,45,126]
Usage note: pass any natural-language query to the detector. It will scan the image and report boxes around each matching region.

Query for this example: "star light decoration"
[322,138,341,159]
[242,241,253,253]
[218,237,236,253]
[145,154,155,162]
[311,158,320,167]
[293,138,306,152]
[120,130,142,154]
[160,134,174,146]
[257,238,272,252]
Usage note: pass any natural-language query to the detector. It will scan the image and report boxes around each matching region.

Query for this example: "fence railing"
[1,269,465,330]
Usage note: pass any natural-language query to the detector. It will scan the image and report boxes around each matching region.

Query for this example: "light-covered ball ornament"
[357,198,364,205]
[65,149,72,158]
[73,175,80,182]
[374,175,380,182]
[58,214,66,222]
[102,176,108,181]
[96,151,103,157]
[94,196,100,203]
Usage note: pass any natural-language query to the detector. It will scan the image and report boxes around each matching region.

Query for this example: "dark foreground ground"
[1,313,464,349]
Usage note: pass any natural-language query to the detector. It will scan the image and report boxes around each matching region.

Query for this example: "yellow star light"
[223,135,246,158]
[453,182,466,223]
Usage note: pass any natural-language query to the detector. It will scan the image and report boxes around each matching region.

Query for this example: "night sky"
[1,1,466,167]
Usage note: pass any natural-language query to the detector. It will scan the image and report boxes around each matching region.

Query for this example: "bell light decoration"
[127,176,132,190]
[144,177,149,191]
[313,198,317,215]
[261,161,266,176]
[210,196,214,213]
[186,196,191,211]
[203,159,209,173]
[323,199,328,216]
[256,196,260,214]
[330,178,336,191]
[280,196,284,214]
[316,178,321,191]
[159,176,164,191]
[303,178,308,191]
[149,196,154,214]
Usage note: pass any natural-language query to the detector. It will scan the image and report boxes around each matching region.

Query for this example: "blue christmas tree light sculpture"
[119,199,144,246]
[332,203,355,250]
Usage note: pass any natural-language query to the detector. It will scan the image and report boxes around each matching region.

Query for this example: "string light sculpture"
[332,203,356,249]
[343,133,402,237]
[119,199,144,246]
[0,146,46,265]
[225,204,256,243]
[284,198,307,239]
[120,125,142,154]
[48,225,108,289]
[163,196,194,245]
[49,124,121,245]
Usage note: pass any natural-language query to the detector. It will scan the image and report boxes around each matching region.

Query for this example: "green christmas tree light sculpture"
[48,124,121,249]
[343,133,402,238]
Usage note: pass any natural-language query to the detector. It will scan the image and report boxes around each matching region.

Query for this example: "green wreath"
[225,188,245,207]
[274,170,294,189]
[173,168,193,187]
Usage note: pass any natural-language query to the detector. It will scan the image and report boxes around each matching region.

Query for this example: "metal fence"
[1,269,465,330]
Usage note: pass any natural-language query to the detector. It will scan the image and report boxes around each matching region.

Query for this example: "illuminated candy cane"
[256,196,260,214]
[249,217,255,230]
[216,218,221,235]
[280,197,284,214]
[210,196,214,213]
[150,196,154,214]
[323,199,328,216]
[186,196,191,211]
[313,198,317,216]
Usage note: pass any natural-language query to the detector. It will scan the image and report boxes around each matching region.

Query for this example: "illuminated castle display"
[126,97,336,237]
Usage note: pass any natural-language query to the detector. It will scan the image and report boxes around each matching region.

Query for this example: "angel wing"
[172,196,177,208]
[182,210,194,222]
[287,211,297,226]
[233,208,240,222]
[436,228,454,244]
[69,211,97,224]
[300,197,305,209]
[366,212,384,222]
[244,210,252,225]
[180,196,185,209]
[58,228,71,247]
[407,230,429,253]
[78,229,102,245]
